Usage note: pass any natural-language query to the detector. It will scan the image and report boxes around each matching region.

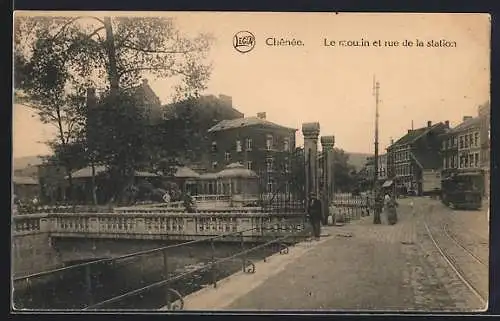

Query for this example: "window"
[442,140,447,150]
[236,140,242,152]
[246,161,252,170]
[283,138,290,152]
[246,138,253,151]
[464,135,469,148]
[464,155,469,168]
[443,157,447,169]
[267,180,274,193]
[224,152,231,162]
[469,134,473,147]
[284,162,290,173]
[211,161,218,170]
[453,155,458,168]
[266,135,273,150]
[459,136,464,149]
[474,132,479,147]
[211,141,217,152]
[474,153,479,168]
[266,157,274,172]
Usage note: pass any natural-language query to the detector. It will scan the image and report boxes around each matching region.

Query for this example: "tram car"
[441,172,483,210]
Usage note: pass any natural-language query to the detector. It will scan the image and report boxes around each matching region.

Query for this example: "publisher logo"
[233,31,255,53]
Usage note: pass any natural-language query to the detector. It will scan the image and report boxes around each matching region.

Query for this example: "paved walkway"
[175,202,430,311]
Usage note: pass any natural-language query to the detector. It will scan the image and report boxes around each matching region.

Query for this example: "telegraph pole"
[373,76,382,224]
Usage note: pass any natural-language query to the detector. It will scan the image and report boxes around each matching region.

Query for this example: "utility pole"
[373,76,382,224]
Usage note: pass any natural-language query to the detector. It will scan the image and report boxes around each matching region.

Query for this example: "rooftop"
[449,116,481,133]
[13,176,39,185]
[208,116,296,133]
[390,122,445,148]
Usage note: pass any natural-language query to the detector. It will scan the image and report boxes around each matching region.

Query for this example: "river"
[13,241,286,310]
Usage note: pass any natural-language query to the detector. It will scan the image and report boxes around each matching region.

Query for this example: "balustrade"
[13,210,305,241]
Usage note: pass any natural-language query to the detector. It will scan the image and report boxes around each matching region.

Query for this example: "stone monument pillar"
[302,122,320,204]
[320,135,335,203]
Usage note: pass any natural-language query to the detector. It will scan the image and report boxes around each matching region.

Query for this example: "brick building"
[387,120,449,195]
[440,102,490,196]
[207,113,297,193]
[162,94,244,171]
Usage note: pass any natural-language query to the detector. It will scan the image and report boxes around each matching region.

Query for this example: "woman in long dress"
[384,194,398,225]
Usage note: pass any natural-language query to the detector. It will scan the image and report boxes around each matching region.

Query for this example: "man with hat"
[308,192,323,240]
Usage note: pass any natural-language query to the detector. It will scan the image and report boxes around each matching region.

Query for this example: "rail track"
[423,219,487,307]
[442,223,487,267]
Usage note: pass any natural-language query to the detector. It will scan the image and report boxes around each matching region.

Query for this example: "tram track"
[423,218,487,308]
[442,223,487,267]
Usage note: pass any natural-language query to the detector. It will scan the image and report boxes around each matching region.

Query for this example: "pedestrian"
[308,192,323,241]
[162,191,171,204]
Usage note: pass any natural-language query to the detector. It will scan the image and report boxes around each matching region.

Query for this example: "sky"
[13,12,490,158]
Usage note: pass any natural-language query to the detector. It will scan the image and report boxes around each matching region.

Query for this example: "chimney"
[407,129,412,134]
[463,116,472,122]
[391,139,394,145]
[257,112,266,120]
[427,121,432,128]
[86,88,97,109]
[445,120,450,128]
[219,94,232,107]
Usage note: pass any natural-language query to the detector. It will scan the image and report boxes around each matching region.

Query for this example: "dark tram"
[441,171,483,210]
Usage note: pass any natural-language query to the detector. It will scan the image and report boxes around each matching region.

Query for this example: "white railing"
[12,213,49,235]
[12,211,305,239]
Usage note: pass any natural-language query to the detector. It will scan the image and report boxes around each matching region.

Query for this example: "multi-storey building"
[387,120,449,195]
[440,102,490,196]
[207,113,297,193]
[162,94,244,171]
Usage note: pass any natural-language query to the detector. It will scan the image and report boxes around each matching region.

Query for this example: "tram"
[441,171,483,210]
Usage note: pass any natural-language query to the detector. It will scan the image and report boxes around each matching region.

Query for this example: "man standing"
[308,193,323,241]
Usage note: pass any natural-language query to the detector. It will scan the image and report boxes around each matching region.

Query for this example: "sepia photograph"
[12,11,490,312]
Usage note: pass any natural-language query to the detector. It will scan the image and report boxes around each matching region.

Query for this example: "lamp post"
[373,77,382,224]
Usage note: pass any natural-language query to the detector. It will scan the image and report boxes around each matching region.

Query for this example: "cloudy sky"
[13,12,490,158]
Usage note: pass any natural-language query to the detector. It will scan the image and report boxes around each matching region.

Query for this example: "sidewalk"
[174,204,431,311]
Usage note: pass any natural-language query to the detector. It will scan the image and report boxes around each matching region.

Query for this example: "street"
[181,197,489,311]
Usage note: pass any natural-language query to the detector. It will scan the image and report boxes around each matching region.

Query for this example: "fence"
[330,193,371,224]
[13,224,308,311]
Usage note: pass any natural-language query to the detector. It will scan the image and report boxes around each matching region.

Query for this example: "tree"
[332,148,357,193]
[13,32,88,200]
[15,14,214,202]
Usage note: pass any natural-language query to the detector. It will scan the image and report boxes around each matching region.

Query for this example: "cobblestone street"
[180,197,489,311]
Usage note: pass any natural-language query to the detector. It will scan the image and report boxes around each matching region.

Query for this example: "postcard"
[12,11,490,313]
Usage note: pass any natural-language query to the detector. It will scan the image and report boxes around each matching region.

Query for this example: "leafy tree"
[14,14,214,203]
[332,148,357,193]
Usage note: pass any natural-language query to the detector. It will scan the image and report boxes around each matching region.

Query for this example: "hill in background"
[346,152,371,171]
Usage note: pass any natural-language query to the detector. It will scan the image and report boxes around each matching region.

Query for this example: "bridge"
[12,123,386,311]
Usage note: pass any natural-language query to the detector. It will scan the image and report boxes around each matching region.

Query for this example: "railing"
[13,223,308,310]
[331,194,371,224]
[12,210,306,240]
[12,214,48,235]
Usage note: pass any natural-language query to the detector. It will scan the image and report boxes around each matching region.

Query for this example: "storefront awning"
[382,180,393,188]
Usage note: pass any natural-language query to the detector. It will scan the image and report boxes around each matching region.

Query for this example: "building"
[207,112,297,194]
[13,176,40,202]
[162,94,245,171]
[440,102,490,196]
[387,120,449,195]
